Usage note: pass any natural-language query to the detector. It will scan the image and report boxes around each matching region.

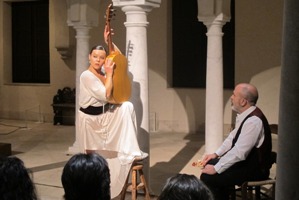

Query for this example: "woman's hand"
[104,58,115,77]
[104,25,114,45]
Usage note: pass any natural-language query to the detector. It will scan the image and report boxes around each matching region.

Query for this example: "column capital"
[112,0,161,9]
[121,5,154,13]
[197,0,231,25]
[66,0,101,27]
[53,0,74,60]
[202,13,230,32]
[73,25,92,33]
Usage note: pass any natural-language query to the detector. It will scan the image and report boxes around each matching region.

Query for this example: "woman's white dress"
[78,70,145,198]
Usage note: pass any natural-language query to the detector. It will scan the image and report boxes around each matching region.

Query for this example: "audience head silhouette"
[0,156,38,200]
[158,173,214,200]
[61,153,110,200]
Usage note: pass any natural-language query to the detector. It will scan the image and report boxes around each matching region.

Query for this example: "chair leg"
[132,169,137,200]
[229,186,236,200]
[255,186,261,200]
[272,183,275,199]
[121,162,150,200]
[120,172,130,200]
[241,183,248,200]
[139,169,151,200]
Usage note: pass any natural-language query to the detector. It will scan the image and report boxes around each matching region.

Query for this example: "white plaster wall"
[224,66,281,126]
[224,0,283,127]
[250,66,281,124]
[146,1,208,133]
[235,0,283,84]
[0,1,76,122]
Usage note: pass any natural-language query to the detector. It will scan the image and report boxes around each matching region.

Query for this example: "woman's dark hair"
[158,174,214,200]
[89,45,107,54]
[61,153,110,200]
[0,156,38,200]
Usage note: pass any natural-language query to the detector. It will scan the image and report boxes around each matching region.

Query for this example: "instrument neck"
[107,23,115,54]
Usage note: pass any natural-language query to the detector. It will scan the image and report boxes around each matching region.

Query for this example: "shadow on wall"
[224,66,281,125]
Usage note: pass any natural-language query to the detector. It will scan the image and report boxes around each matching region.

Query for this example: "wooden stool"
[120,162,151,200]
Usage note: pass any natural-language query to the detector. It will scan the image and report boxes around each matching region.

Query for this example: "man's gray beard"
[231,105,238,113]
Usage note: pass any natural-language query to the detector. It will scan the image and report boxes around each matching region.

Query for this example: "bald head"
[237,83,259,106]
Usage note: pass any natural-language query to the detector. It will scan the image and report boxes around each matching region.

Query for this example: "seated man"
[200,83,273,200]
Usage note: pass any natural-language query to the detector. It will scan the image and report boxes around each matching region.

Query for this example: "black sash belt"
[80,104,110,115]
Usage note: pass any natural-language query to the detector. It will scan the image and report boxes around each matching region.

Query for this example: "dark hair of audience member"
[158,173,214,200]
[61,153,110,200]
[0,156,38,200]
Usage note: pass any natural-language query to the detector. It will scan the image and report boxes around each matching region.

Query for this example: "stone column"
[204,17,227,153]
[276,0,299,199]
[68,27,91,154]
[121,5,150,155]
[198,0,231,153]
[66,0,101,154]
[113,0,161,190]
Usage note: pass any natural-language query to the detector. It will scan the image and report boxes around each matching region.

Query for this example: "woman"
[78,25,147,197]
[78,25,147,159]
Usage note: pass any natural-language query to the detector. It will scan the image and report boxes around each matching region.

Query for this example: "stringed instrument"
[105,4,131,104]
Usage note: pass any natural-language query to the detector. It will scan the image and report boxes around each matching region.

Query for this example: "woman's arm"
[103,58,115,100]
[104,25,122,54]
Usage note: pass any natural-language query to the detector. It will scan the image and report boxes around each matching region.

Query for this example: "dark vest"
[232,107,272,179]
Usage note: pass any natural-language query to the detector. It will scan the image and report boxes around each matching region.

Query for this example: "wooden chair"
[237,124,278,200]
[241,178,276,200]
[120,161,151,200]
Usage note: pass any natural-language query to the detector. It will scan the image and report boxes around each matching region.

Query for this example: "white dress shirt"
[214,106,265,174]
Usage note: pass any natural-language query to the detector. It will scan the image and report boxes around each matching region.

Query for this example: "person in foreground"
[61,153,110,200]
[78,24,147,161]
[0,156,38,200]
[200,83,272,200]
[158,173,214,200]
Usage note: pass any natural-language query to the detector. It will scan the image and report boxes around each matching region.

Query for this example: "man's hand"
[201,164,217,175]
[201,153,218,166]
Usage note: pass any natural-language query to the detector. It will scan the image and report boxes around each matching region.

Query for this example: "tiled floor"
[0,119,206,200]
